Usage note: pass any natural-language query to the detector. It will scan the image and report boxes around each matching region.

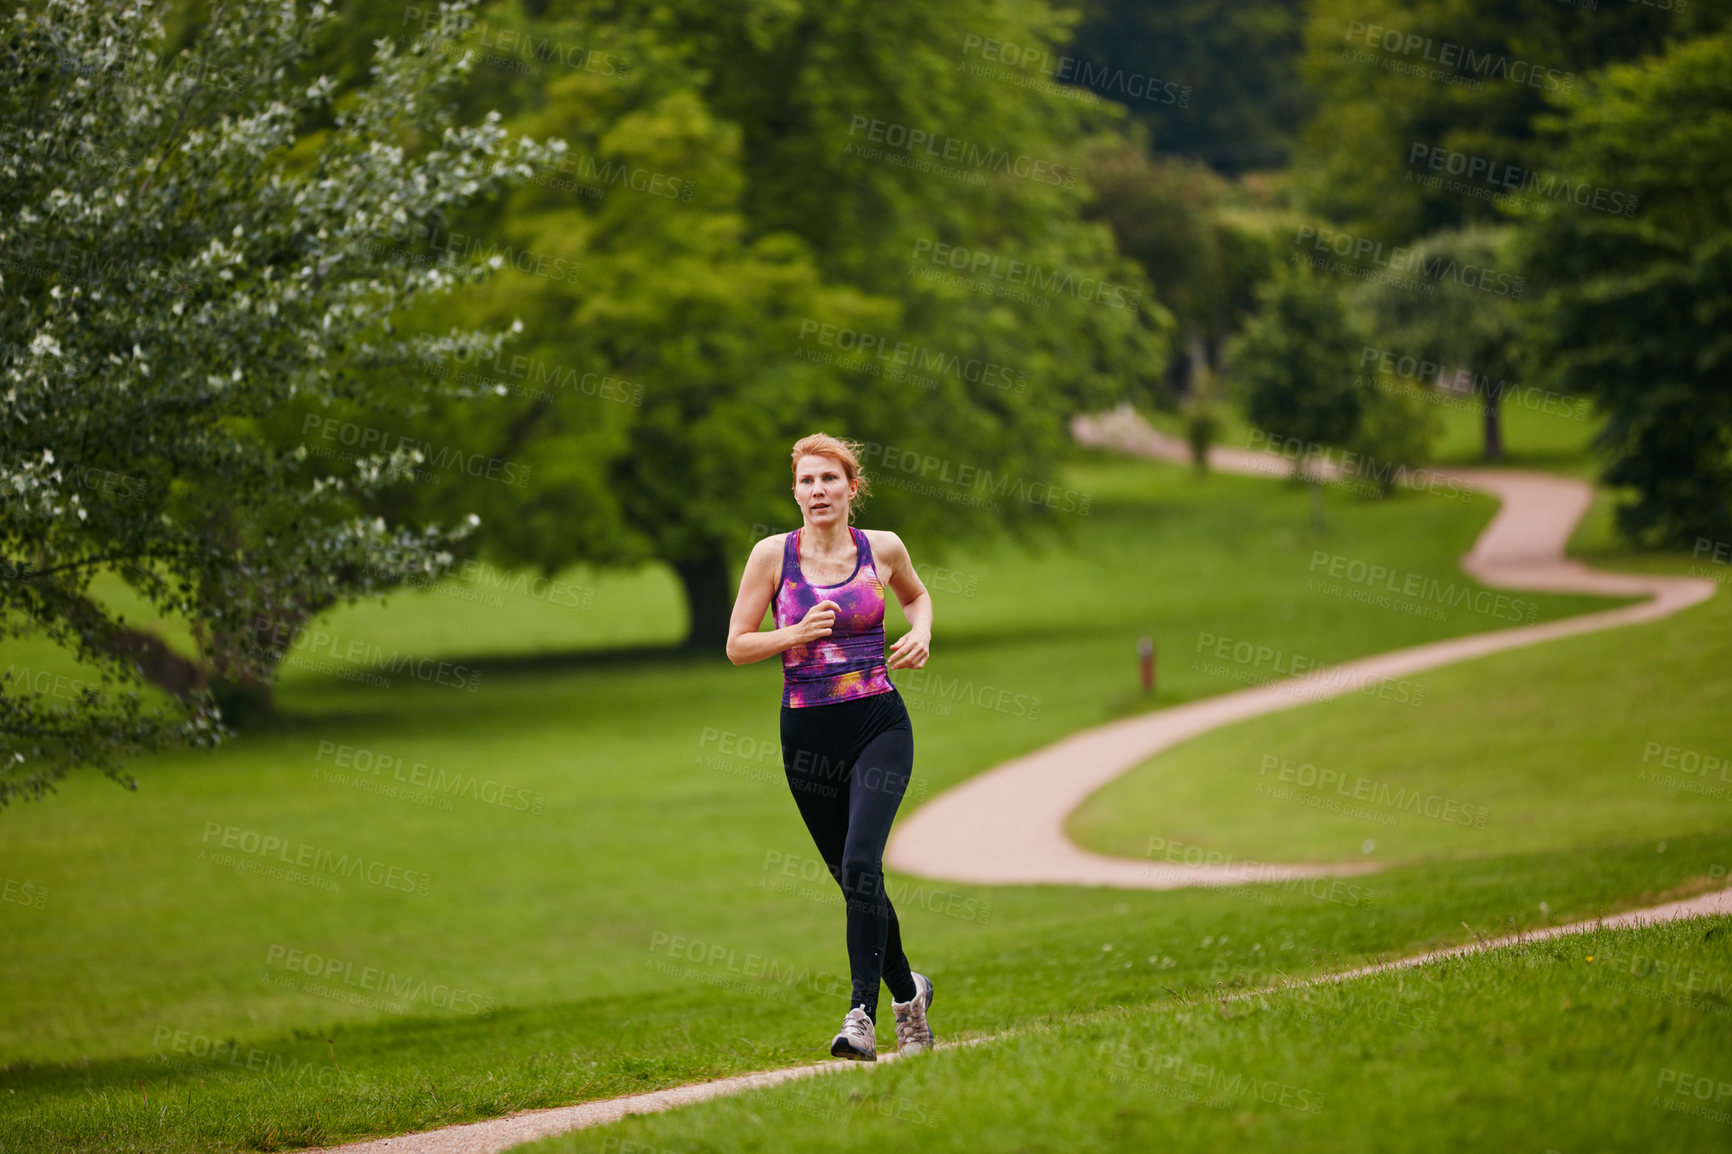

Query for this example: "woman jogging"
[725,433,937,1061]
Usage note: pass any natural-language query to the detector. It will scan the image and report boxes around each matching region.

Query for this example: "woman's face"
[793,454,857,528]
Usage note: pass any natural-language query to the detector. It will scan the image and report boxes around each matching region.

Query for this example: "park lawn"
[4,826,1730,1153]
[520,913,1732,1154]
[1,450,1717,1153]
[1066,554,1731,866]
[1066,404,1724,869]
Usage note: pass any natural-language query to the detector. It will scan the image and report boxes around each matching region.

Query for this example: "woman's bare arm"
[725,537,837,665]
[873,531,931,671]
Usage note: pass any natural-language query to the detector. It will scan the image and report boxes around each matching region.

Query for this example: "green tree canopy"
[1294,0,1723,241]
[1228,268,1364,476]
[1523,27,1732,546]
[1353,225,1523,460]
[315,0,1175,648]
[1070,0,1308,173]
[0,0,557,801]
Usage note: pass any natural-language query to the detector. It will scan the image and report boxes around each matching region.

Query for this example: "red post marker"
[1138,635,1155,695]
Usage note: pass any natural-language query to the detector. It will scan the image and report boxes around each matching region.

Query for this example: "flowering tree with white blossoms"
[0,0,561,805]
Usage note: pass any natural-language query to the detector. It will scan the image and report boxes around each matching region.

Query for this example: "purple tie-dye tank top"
[775,527,896,708]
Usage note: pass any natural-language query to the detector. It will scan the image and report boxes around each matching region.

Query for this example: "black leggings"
[780,687,919,1020]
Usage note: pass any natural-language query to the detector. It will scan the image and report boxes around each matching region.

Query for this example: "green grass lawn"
[0,440,1724,1153]
[519,914,1732,1154]
[1067,553,1732,867]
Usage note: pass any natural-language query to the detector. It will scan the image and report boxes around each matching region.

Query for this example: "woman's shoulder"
[747,531,793,566]
[859,527,907,557]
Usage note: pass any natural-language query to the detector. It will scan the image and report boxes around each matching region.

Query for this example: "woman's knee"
[838,854,885,900]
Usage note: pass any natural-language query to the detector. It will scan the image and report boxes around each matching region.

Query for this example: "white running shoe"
[891,972,936,1056]
[830,1004,876,1061]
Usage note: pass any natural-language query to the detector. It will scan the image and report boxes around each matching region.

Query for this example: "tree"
[1353,225,1523,460]
[327,0,1174,651]
[1523,28,1732,547]
[1069,0,1309,173]
[1228,268,1365,482]
[1083,138,1277,395]
[0,0,557,803]
[1294,0,1724,241]
[1345,378,1442,497]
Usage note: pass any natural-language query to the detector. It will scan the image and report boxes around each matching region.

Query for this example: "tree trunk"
[203,597,328,728]
[1483,384,1505,462]
[673,550,735,654]
[1187,331,1208,388]
[108,624,207,701]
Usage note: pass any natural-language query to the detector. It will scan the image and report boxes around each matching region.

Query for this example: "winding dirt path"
[882,408,1715,889]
